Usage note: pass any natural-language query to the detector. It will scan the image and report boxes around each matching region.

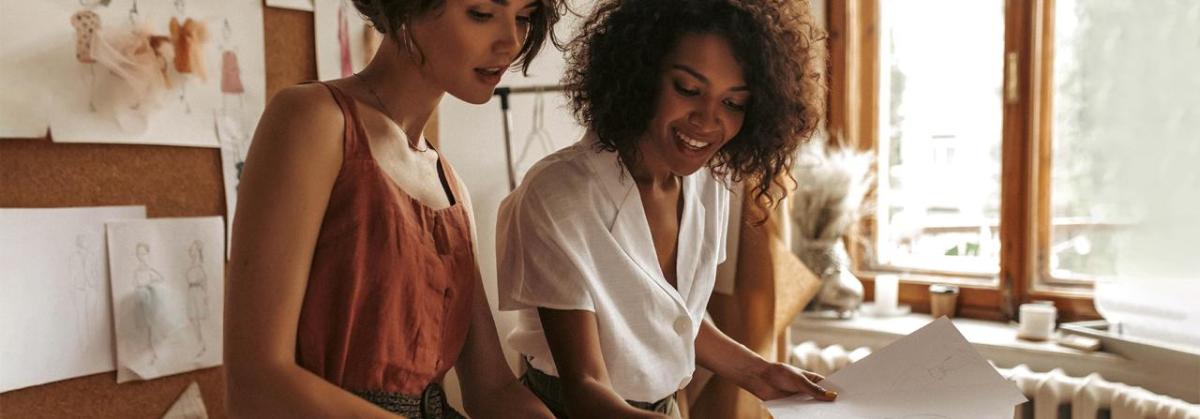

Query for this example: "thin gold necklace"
[352,72,429,152]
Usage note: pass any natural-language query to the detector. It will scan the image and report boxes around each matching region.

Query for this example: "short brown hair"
[352,0,566,74]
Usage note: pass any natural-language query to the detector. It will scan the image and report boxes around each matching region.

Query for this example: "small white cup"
[1018,303,1057,341]
[874,274,899,313]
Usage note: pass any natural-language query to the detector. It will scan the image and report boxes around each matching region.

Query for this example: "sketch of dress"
[133,242,166,364]
[69,234,101,351]
[337,2,353,77]
[184,240,209,357]
[70,9,101,111]
[216,18,249,183]
[887,344,974,391]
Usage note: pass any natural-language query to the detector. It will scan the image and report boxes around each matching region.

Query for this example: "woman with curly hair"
[224,1,563,418]
[496,0,834,417]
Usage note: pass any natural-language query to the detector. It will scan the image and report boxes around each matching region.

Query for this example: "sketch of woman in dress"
[337,1,353,77]
[133,242,165,365]
[216,18,251,183]
[69,234,100,350]
[70,5,101,112]
[184,240,209,357]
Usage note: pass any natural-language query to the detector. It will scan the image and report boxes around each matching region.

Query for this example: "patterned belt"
[353,382,465,419]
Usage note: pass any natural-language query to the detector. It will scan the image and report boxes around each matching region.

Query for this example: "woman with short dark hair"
[224,1,563,418]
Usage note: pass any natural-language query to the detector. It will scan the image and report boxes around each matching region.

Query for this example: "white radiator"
[789,341,1200,419]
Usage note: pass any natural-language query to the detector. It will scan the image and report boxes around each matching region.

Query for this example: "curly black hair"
[564,0,827,208]
[352,0,566,74]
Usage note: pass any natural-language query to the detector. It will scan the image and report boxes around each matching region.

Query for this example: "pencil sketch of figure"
[69,234,101,350]
[184,240,209,357]
[888,345,973,391]
[133,242,165,365]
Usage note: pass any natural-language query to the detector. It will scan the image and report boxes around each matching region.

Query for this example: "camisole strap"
[303,81,370,161]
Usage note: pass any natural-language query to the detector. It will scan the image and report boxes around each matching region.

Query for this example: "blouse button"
[673,316,690,335]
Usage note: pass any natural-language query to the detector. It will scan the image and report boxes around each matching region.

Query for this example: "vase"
[796,237,864,315]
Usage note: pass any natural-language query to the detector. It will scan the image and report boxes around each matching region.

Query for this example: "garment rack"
[493,84,566,191]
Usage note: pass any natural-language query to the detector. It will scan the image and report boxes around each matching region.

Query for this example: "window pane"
[1049,0,1200,280]
[874,0,1005,275]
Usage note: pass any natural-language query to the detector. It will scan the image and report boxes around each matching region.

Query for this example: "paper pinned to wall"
[265,0,315,12]
[764,317,1026,418]
[314,0,380,81]
[0,0,57,138]
[107,217,225,383]
[0,0,265,147]
[217,112,247,259]
[161,381,209,419]
[0,206,146,393]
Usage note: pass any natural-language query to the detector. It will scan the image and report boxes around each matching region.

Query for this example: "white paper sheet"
[0,0,265,146]
[265,0,314,12]
[765,317,1027,418]
[314,0,380,81]
[106,217,225,382]
[161,381,209,419]
[0,206,146,393]
[0,0,57,138]
[216,113,248,259]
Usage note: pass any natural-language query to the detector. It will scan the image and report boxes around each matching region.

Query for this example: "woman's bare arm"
[224,84,400,419]
[538,308,669,419]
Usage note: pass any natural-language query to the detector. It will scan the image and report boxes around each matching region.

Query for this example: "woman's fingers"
[796,373,837,401]
[773,364,837,401]
[788,365,836,401]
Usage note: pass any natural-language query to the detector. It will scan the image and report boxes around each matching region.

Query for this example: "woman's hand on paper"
[694,319,837,402]
[744,361,838,402]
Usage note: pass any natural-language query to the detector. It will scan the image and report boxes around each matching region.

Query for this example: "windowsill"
[788,311,1199,403]
[790,312,1122,367]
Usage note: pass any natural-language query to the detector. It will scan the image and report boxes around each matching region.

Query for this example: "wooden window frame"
[829,0,1099,323]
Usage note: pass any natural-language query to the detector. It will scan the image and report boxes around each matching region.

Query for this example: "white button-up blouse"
[496,131,730,402]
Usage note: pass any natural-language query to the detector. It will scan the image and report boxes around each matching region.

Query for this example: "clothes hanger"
[128,0,139,26]
[515,86,556,174]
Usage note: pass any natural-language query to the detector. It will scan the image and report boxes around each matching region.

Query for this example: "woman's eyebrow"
[490,0,541,10]
[672,64,709,84]
[672,64,749,92]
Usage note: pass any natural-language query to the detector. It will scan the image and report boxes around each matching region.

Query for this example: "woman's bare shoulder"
[248,83,347,167]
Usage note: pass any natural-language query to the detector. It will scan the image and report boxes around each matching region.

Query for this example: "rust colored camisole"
[295,82,477,396]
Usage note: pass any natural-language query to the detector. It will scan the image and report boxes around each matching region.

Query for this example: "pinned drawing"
[133,242,168,365]
[184,240,210,357]
[337,3,352,77]
[69,234,105,351]
[214,2,261,259]
[0,206,146,393]
[215,16,250,182]
[265,0,314,11]
[69,1,107,112]
[162,381,209,419]
[0,0,265,146]
[108,217,225,382]
[314,0,381,81]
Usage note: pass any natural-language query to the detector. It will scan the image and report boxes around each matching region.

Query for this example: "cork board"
[0,5,315,418]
